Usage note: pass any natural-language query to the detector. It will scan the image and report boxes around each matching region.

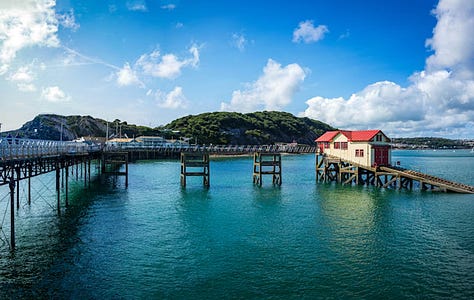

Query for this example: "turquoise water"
[0,150,473,299]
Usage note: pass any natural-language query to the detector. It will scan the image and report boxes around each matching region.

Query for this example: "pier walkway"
[316,154,474,194]
[380,166,474,194]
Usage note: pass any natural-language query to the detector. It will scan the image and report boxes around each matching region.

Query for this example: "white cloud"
[116,63,143,87]
[301,0,474,137]
[292,20,328,44]
[425,0,474,77]
[221,59,306,112]
[232,33,247,51]
[41,86,70,102]
[8,65,34,82]
[57,9,79,31]
[161,4,176,11]
[175,22,184,29]
[0,0,60,72]
[126,1,147,12]
[136,45,199,79]
[150,86,188,109]
[7,65,37,92]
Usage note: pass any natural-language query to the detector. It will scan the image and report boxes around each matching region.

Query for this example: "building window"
[334,142,340,149]
[355,149,364,157]
[324,142,330,148]
[341,142,348,150]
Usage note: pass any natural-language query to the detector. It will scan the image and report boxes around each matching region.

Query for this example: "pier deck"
[316,154,474,194]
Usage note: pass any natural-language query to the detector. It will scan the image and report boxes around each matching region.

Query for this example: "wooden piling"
[180,152,210,188]
[65,165,69,207]
[28,164,32,205]
[9,176,15,250]
[252,152,282,187]
[16,167,20,209]
[315,153,474,193]
[102,152,129,187]
[56,165,61,215]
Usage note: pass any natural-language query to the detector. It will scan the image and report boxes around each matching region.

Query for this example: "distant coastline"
[391,137,474,150]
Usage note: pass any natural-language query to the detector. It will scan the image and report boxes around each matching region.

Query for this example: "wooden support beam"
[382,176,398,188]
[65,165,69,207]
[343,174,357,185]
[9,176,15,250]
[181,152,210,188]
[16,167,20,209]
[56,165,60,215]
[252,152,281,186]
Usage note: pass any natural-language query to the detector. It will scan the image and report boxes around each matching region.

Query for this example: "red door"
[318,143,325,153]
[374,146,389,166]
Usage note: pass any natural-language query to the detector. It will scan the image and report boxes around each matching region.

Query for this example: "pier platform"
[316,154,474,194]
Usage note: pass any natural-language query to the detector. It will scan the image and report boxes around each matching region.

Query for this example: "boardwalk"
[380,166,474,194]
[316,153,474,194]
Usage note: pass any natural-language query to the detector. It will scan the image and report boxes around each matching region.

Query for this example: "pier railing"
[104,144,317,154]
[0,138,99,161]
[1,137,316,162]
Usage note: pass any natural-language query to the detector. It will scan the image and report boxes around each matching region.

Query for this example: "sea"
[0,149,473,299]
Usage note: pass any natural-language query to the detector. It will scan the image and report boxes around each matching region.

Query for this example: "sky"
[0,0,473,138]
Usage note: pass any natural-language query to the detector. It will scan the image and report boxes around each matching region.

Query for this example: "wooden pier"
[102,152,129,187]
[316,154,474,193]
[180,152,210,188]
[253,152,282,186]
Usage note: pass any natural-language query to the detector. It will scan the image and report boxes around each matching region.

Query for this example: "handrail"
[0,138,316,162]
[0,138,100,161]
[103,144,316,154]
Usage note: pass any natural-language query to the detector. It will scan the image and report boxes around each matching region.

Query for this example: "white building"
[316,130,391,168]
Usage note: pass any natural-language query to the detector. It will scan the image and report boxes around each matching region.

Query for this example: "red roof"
[349,130,381,141]
[315,131,340,142]
[315,130,388,142]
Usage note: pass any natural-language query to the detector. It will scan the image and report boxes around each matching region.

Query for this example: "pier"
[180,152,210,188]
[316,153,474,194]
[1,137,473,250]
[253,152,282,186]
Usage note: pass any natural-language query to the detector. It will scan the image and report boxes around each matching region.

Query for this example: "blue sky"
[1,0,473,138]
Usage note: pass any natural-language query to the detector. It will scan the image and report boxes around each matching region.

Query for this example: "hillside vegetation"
[9,114,160,141]
[165,111,335,145]
[5,111,334,145]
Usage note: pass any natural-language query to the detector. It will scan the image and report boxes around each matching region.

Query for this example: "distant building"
[136,136,167,147]
[106,138,134,147]
[73,136,106,145]
[315,130,391,167]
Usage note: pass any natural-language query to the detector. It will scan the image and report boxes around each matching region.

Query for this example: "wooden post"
[16,167,20,209]
[9,176,15,250]
[88,159,91,189]
[180,152,210,188]
[61,167,64,188]
[84,160,87,189]
[253,152,281,187]
[125,155,129,188]
[56,165,61,215]
[65,164,69,207]
[28,164,32,205]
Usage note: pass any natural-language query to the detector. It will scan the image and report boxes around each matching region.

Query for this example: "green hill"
[4,111,334,145]
[165,111,335,145]
[6,114,160,140]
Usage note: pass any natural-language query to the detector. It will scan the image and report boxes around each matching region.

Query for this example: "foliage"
[164,111,335,145]
[4,111,334,144]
